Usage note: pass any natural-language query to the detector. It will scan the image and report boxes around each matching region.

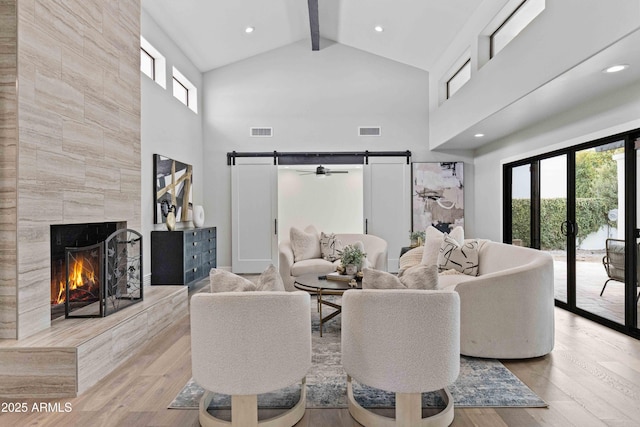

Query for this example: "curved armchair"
[190,291,312,427]
[279,233,388,291]
[342,289,460,427]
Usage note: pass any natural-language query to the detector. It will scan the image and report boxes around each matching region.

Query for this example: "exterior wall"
[0,0,142,340]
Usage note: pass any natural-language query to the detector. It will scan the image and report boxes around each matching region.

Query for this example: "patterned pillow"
[437,234,479,276]
[362,265,438,290]
[421,226,464,266]
[319,232,342,262]
[290,225,321,262]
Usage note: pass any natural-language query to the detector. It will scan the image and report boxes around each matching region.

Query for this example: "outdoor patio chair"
[601,238,640,303]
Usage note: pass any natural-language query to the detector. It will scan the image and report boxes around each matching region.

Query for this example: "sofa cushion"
[255,264,286,292]
[210,269,257,292]
[362,266,438,290]
[290,225,321,262]
[421,226,464,266]
[438,234,479,276]
[436,273,467,291]
[320,232,342,262]
[290,258,337,276]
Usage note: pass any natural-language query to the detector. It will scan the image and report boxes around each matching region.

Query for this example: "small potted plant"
[409,230,425,247]
[338,244,366,275]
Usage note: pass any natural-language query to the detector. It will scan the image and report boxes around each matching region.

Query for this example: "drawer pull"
[193,255,197,259]
[193,242,198,247]
[193,232,197,236]
[193,267,197,272]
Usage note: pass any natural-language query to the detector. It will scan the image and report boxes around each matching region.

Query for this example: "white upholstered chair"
[341,289,460,427]
[190,291,312,427]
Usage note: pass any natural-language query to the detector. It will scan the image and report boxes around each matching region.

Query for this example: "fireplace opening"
[50,222,143,320]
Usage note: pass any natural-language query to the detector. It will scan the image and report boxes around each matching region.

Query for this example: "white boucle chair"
[341,289,460,427]
[190,291,312,427]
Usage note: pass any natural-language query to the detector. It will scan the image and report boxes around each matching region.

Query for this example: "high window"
[140,36,166,88]
[172,67,198,113]
[490,0,545,58]
[446,60,471,99]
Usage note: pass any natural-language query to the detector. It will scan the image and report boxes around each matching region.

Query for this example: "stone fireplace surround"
[0,1,189,398]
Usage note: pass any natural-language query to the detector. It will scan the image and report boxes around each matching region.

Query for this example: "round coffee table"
[294,273,361,337]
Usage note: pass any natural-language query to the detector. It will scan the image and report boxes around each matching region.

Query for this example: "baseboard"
[143,273,152,287]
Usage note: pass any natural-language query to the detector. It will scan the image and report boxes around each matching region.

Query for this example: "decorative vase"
[166,211,176,231]
[193,205,205,228]
[345,264,357,275]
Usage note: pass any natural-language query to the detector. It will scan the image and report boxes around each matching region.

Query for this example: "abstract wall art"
[154,154,193,224]
[412,162,464,233]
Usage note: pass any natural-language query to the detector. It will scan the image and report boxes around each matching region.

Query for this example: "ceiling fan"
[296,165,349,176]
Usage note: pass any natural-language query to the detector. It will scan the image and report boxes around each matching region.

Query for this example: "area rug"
[170,296,546,409]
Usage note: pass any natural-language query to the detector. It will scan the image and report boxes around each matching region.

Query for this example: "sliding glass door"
[575,142,625,324]
[504,130,639,337]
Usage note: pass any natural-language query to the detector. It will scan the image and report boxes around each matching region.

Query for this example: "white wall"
[203,39,474,268]
[278,166,364,239]
[429,0,640,148]
[141,10,204,277]
[473,80,640,241]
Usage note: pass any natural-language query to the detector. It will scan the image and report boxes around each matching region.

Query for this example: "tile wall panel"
[13,0,141,339]
[0,0,18,339]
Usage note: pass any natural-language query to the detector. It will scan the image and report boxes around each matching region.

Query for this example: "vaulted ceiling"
[142,0,486,72]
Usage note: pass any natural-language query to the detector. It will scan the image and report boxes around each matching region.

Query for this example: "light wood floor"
[2,284,640,426]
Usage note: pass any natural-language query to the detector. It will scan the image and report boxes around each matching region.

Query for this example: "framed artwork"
[412,162,464,233]
[154,154,193,224]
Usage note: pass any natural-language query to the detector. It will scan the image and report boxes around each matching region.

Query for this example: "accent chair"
[190,291,312,427]
[341,289,460,427]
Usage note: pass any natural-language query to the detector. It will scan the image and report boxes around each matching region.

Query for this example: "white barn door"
[231,158,278,273]
[364,157,410,272]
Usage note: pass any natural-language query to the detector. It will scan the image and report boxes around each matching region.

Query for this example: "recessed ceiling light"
[474,133,485,138]
[603,64,629,73]
[374,26,384,32]
[245,26,255,34]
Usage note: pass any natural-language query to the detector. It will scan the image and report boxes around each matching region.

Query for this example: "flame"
[53,257,98,305]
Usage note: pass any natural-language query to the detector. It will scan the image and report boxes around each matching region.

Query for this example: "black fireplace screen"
[65,229,143,318]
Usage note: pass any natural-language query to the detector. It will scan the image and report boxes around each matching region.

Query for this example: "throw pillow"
[255,264,286,292]
[209,268,257,293]
[437,234,479,276]
[398,246,424,276]
[362,266,439,290]
[319,232,341,262]
[421,225,464,266]
[290,225,321,262]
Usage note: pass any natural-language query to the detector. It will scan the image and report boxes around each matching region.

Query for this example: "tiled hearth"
[0,286,187,398]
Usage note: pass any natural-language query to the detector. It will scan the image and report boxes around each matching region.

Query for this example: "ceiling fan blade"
[327,170,348,174]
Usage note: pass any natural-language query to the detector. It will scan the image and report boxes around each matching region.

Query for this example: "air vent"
[250,127,273,137]
[358,126,381,137]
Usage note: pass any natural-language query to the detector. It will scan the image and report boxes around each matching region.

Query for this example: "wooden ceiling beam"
[308,0,320,51]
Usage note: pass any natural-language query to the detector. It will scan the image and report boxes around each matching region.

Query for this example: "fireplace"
[50,222,143,319]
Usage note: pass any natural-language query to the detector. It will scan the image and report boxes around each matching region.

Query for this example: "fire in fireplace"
[50,222,143,319]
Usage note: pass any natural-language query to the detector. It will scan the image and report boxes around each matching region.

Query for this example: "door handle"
[274,219,278,235]
[561,221,576,236]
[365,219,368,234]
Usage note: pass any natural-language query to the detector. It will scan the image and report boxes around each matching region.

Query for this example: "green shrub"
[511,198,611,250]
